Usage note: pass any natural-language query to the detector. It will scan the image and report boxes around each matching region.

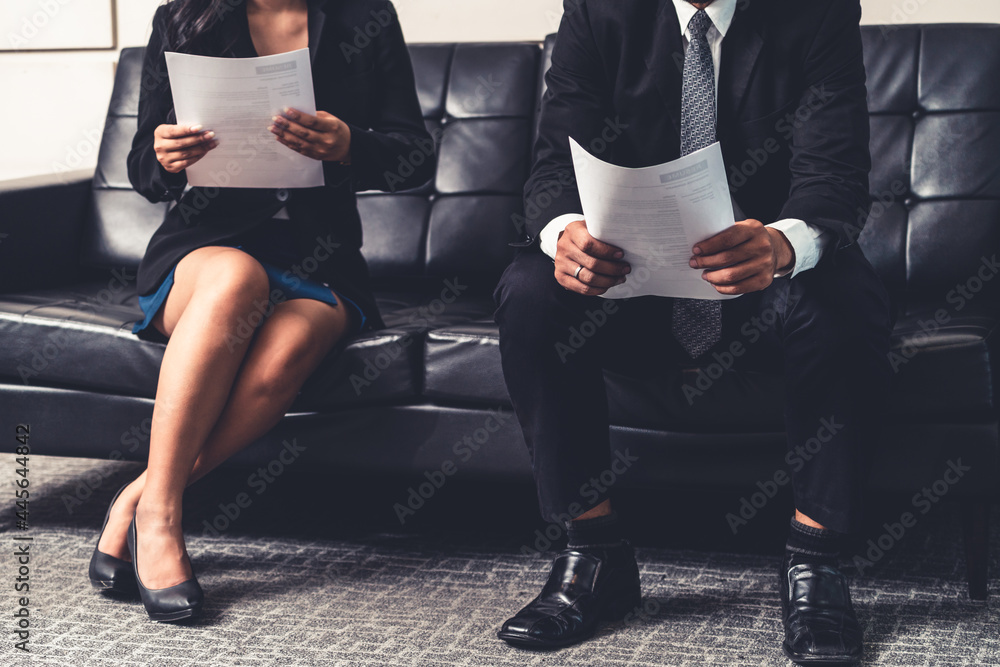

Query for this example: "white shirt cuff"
[766,218,833,278]
[538,213,585,259]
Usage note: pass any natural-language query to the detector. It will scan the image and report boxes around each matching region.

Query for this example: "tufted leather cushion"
[80,44,538,289]
[419,25,1000,426]
[420,302,1000,423]
[356,42,538,285]
[0,283,484,409]
[81,48,170,269]
[2,26,999,476]
[80,28,1000,300]
[858,24,1000,300]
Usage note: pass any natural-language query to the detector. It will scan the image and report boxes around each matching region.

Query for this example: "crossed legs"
[97,246,350,588]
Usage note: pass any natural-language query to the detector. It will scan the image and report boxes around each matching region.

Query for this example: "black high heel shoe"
[127,516,203,622]
[88,483,137,594]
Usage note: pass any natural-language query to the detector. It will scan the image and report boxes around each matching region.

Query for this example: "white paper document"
[165,48,324,189]
[570,138,740,300]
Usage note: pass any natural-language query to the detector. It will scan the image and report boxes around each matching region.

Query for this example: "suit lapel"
[644,0,685,136]
[717,1,764,144]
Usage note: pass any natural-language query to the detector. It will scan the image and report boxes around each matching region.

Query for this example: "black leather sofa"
[1,24,997,599]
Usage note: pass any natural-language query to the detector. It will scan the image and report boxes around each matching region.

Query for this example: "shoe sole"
[782,642,862,665]
[147,605,202,623]
[497,589,642,651]
[497,629,596,650]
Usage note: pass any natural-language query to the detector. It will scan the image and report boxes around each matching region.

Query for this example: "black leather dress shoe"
[88,483,136,594]
[127,517,204,622]
[780,557,863,665]
[497,542,641,649]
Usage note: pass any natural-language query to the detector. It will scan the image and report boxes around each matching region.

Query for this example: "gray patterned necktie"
[671,9,722,359]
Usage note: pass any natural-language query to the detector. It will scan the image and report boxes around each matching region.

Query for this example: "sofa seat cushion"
[424,320,506,404]
[0,284,483,408]
[293,290,497,410]
[0,280,164,396]
[885,299,999,419]
[420,300,1000,426]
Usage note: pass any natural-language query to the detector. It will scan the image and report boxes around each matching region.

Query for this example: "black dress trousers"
[493,244,892,534]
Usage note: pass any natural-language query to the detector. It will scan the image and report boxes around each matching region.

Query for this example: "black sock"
[566,511,623,550]
[785,517,845,567]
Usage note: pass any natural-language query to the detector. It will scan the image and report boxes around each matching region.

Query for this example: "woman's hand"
[153,124,218,174]
[269,108,352,163]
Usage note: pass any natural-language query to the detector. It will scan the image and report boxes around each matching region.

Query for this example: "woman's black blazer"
[127,0,435,332]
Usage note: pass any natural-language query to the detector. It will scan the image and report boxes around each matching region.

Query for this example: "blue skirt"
[132,219,365,338]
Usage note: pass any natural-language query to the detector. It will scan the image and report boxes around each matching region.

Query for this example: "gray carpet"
[1,455,998,666]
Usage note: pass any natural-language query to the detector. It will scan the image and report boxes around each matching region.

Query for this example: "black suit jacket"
[523,0,872,254]
[128,0,433,331]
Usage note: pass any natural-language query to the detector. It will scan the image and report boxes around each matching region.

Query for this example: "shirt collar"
[671,0,737,39]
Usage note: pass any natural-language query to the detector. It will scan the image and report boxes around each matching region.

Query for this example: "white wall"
[2,0,998,181]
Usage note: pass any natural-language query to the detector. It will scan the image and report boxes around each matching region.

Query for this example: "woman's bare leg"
[184,296,349,480]
[98,246,269,588]
[99,252,349,588]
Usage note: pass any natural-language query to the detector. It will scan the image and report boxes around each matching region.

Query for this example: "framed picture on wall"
[1,0,115,51]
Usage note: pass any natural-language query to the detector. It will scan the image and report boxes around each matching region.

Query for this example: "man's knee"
[790,251,891,353]
[494,252,564,325]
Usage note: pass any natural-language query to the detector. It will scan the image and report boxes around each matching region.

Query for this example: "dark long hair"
[161,0,244,54]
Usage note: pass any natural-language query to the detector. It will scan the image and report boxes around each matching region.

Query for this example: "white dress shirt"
[538,0,832,279]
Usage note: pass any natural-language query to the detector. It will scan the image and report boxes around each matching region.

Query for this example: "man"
[493,0,892,663]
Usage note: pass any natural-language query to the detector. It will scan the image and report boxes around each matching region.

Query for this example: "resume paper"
[569,138,740,300]
[164,48,324,189]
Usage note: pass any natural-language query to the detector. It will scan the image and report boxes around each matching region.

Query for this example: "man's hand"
[269,108,352,162]
[690,219,795,295]
[554,219,631,295]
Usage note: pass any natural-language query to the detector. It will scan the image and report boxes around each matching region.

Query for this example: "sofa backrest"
[83,48,171,270]
[81,25,1000,298]
[858,24,1000,297]
[356,42,539,286]
[81,43,540,291]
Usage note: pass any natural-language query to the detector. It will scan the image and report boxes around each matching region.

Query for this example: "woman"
[88,0,433,622]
